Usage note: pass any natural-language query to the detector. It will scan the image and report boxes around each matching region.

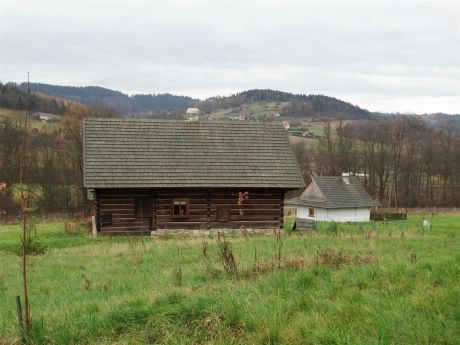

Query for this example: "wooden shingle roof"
[83,118,305,189]
[287,176,377,208]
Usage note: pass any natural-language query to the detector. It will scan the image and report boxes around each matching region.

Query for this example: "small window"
[217,207,230,222]
[172,198,189,217]
[308,208,315,217]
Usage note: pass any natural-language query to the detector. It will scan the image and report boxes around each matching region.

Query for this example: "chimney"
[342,173,350,184]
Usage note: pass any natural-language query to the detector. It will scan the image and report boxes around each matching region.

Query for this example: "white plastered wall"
[297,206,371,222]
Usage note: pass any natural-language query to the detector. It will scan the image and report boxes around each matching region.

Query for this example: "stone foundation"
[151,228,280,236]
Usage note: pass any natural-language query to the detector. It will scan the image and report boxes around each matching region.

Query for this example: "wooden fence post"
[16,295,24,338]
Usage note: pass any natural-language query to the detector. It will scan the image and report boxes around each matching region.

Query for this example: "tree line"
[0,82,69,115]
[199,89,371,120]
[22,83,195,114]
[0,103,119,215]
[1,105,459,216]
[293,117,460,207]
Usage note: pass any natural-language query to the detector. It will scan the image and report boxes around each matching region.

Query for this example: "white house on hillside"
[286,175,377,223]
[186,108,200,115]
[32,112,55,121]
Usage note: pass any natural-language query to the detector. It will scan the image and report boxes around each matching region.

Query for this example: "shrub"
[217,235,238,276]
[15,215,47,256]
[16,234,47,256]
[317,248,377,270]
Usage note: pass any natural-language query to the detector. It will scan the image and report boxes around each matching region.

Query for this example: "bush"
[16,236,47,256]
[217,235,238,276]
[16,216,47,256]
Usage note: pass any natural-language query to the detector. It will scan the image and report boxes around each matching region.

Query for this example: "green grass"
[0,107,59,129]
[283,214,459,236]
[208,102,289,120]
[206,102,356,148]
[0,215,459,344]
[5,183,82,211]
[0,221,104,253]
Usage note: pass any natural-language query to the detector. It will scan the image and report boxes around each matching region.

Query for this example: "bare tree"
[18,75,31,333]
[316,121,355,176]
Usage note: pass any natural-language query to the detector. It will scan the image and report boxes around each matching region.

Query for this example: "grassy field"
[289,135,317,148]
[0,215,459,344]
[206,101,336,148]
[0,107,58,130]
[0,107,24,122]
[208,102,289,120]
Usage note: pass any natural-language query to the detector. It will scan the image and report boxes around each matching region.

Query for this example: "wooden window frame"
[308,207,315,217]
[172,198,189,218]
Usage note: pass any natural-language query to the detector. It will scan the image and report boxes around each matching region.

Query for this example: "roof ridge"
[85,117,285,127]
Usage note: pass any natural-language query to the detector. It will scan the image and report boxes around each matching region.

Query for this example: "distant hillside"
[418,113,460,128]
[201,89,372,120]
[0,82,68,114]
[8,83,458,125]
[20,83,196,114]
[20,84,371,120]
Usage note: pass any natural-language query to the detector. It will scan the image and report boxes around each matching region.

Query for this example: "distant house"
[230,114,248,121]
[186,108,200,115]
[267,112,280,120]
[301,131,315,139]
[286,175,377,223]
[32,112,55,121]
[83,118,305,235]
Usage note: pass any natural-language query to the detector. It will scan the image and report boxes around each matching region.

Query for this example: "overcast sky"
[1,0,459,114]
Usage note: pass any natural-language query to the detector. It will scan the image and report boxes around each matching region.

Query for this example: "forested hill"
[8,83,458,122]
[201,89,372,120]
[19,83,371,119]
[0,82,69,114]
[20,83,196,114]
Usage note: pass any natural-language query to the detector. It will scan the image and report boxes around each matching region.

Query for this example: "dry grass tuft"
[217,235,238,276]
[81,273,92,290]
[172,266,183,287]
[318,248,378,270]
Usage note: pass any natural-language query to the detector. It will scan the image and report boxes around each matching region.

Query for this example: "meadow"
[0,107,57,130]
[0,214,459,344]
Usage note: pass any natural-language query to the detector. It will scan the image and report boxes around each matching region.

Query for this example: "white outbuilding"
[186,107,200,115]
[286,175,377,225]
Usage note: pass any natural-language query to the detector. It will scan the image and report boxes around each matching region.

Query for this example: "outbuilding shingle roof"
[287,176,377,208]
[83,118,305,189]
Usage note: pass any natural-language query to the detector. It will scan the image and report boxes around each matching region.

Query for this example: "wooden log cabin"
[83,118,305,235]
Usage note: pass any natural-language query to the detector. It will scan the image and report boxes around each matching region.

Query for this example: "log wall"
[155,188,284,230]
[96,189,152,235]
[96,188,286,235]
